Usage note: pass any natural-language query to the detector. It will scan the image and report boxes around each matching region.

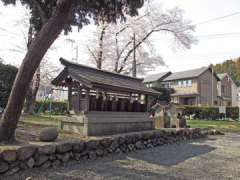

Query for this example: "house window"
[183,80,187,87]
[149,83,153,88]
[187,80,192,87]
[178,81,182,87]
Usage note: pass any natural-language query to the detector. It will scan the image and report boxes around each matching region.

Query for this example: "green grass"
[20,114,60,127]
[19,115,240,133]
[187,119,240,133]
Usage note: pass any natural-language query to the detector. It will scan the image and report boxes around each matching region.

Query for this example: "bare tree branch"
[87,46,98,63]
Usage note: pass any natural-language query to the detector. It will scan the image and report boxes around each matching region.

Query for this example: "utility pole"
[132,32,136,78]
[75,44,79,63]
[210,64,214,106]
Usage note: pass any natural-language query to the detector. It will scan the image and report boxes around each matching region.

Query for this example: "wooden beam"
[68,83,72,111]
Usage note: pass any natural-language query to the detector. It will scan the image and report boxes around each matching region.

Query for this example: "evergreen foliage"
[1,0,144,32]
[214,57,240,86]
[0,61,18,108]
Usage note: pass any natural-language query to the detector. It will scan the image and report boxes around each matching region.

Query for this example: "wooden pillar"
[85,88,90,112]
[68,84,72,111]
[78,87,82,111]
[145,95,149,112]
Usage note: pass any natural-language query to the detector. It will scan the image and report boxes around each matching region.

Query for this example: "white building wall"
[231,80,239,106]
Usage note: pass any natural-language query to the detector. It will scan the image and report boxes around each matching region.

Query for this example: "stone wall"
[0,128,206,176]
[61,112,154,136]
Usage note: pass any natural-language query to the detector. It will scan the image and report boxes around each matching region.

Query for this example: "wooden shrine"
[52,58,160,136]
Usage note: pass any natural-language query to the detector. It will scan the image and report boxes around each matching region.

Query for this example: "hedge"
[35,101,68,115]
[183,106,239,120]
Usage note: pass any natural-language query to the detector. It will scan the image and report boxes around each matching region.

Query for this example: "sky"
[0,0,240,75]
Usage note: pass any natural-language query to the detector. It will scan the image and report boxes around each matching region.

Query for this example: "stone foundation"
[0,128,206,176]
[61,111,154,136]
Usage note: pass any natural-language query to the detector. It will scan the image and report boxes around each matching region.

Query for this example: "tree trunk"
[0,0,73,143]
[96,23,107,69]
[24,26,41,115]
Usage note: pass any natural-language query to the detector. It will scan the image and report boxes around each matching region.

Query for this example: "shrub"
[226,107,239,120]
[35,101,68,115]
[0,62,18,108]
[183,106,239,120]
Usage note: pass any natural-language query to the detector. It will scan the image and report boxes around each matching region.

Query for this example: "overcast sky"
[0,0,240,75]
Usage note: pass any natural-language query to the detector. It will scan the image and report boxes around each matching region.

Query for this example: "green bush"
[35,101,68,115]
[226,107,239,120]
[183,106,239,120]
[0,62,18,108]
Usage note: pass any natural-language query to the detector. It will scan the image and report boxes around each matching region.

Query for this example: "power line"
[195,12,240,26]
[197,32,240,39]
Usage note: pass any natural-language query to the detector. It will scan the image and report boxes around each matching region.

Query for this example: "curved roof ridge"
[60,58,143,81]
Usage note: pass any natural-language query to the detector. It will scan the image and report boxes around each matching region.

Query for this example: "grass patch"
[187,119,240,133]
[20,114,60,127]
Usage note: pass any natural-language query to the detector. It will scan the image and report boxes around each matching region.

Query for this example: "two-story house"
[144,67,220,106]
[144,72,172,88]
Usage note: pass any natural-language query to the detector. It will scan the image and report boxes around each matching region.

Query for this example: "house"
[217,73,238,106]
[144,72,172,88]
[52,58,159,136]
[145,66,220,106]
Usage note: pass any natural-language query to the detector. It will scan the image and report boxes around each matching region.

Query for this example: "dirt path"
[6,133,240,180]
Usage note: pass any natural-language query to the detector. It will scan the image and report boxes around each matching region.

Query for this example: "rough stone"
[86,140,100,151]
[61,153,70,163]
[110,139,119,151]
[4,166,20,176]
[52,160,61,168]
[135,141,144,149]
[27,158,35,168]
[72,142,85,153]
[39,127,58,142]
[2,149,17,162]
[115,148,122,154]
[56,153,70,163]
[118,137,126,145]
[25,177,33,180]
[74,153,81,161]
[38,145,56,155]
[35,155,49,166]
[96,149,104,157]
[49,155,57,161]
[56,143,72,153]
[128,144,135,151]
[88,151,97,160]
[0,161,8,173]
[17,146,36,161]
[9,161,20,168]
[120,145,127,153]
[19,162,28,170]
[100,138,113,148]
[41,161,52,169]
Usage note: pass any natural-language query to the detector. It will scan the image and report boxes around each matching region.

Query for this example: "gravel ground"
[4,133,240,180]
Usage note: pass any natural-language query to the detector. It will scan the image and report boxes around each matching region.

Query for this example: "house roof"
[52,58,160,95]
[143,72,172,83]
[163,66,220,81]
[217,73,238,86]
[217,73,228,80]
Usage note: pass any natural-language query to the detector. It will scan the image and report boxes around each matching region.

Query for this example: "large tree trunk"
[0,0,73,143]
[24,26,41,115]
[96,23,107,69]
